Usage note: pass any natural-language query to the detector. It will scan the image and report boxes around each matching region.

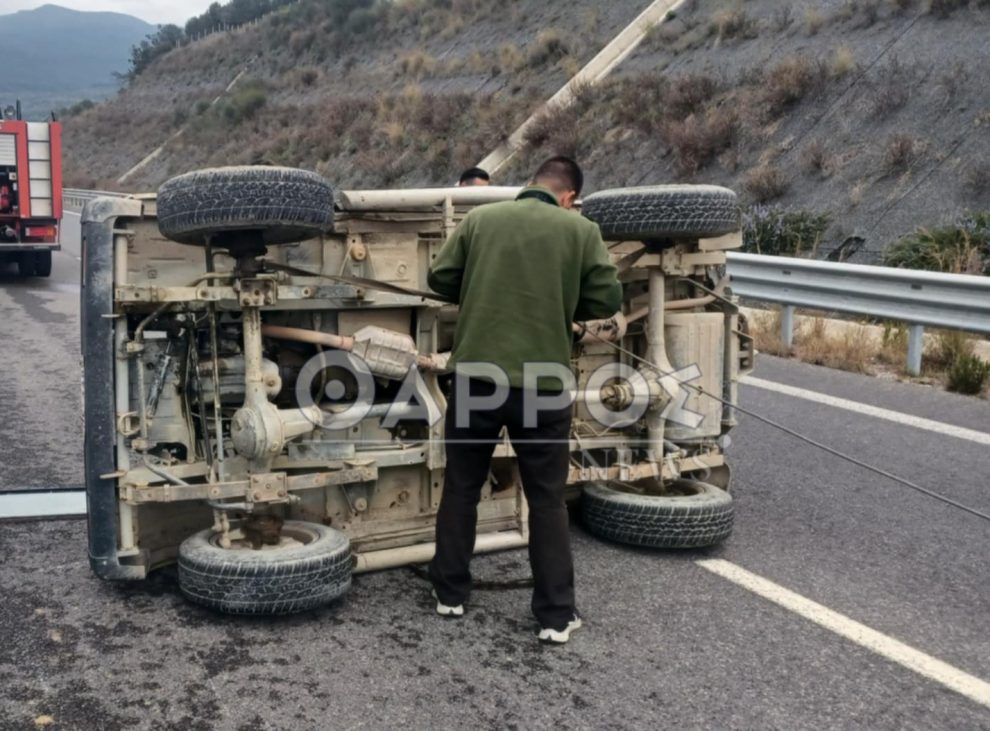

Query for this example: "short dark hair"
[459,167,490,185]
[533,156,584,195]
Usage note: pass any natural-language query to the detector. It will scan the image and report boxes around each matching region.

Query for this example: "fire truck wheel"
[177,520,352,615]
[582,480,734,549]
[33,251,52,277]
[16,254,35,277]
[581,185,739,242]
[157,166,335,249]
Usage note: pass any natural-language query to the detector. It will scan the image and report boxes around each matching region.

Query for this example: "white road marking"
[0,491,87,519]
[742,376,990,446]
[697,559,990,708]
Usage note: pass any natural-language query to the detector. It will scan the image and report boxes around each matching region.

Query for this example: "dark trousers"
[429,378,576,630]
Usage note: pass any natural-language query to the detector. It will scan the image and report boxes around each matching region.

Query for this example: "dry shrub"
[802,140,832,176]
[797,319,874,373]
[883,133,920,171]
[762,57,824,116]
[526,29,571,66]
[848,180,867,207]
[398,50,438,79]
[288,29,316,56]
[804,8,826,34]
[925,329,974,370]
[748,309,791,356]
[840,0,881,26]
[772,6,794,31]
[876,323,908,366]
[495,44,524,74]
[830,46,857,78]
[965,163,990,193]
[296,68,319,87]
[743,164,789,202]
[866,57,912,118]
[663,108,738,175]
[664,73,720,120]
[613,75,668,133]
[928,0,967,16]
[888,0,915,12]
[711,7,760,40]
[523,104,582,157]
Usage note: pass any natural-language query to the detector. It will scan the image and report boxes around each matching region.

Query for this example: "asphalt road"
[0,211,84,490]
[0,215,988,729]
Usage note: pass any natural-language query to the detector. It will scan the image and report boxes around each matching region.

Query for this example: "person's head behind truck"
[458,167,491,187]
[530,156,583,209]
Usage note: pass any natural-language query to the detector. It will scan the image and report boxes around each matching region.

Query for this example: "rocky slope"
[62,0,990,260]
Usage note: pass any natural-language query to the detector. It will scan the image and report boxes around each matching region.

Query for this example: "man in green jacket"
[427,156,622,644]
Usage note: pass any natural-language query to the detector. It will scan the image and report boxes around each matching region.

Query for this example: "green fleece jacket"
[427,186,623,388]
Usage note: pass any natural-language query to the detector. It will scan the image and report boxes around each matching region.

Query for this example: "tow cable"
[586,330,990,524]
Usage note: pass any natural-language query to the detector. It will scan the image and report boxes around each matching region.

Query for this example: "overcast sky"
[1,0,209,25]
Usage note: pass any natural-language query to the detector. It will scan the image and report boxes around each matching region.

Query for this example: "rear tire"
[582,480,734,548]
[33,251,52,277]
[177,520,352,615]
[16,254,34,277]
[157,166,335,250]
[581,185,739,241]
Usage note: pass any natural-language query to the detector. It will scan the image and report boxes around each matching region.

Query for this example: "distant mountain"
[0,4,154,118]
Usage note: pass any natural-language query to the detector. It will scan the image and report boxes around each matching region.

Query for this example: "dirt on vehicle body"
[81,167,751,614]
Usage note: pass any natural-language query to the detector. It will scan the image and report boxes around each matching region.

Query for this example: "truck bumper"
[0,243,61,253]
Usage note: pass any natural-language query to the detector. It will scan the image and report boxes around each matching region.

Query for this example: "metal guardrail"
[727,252,990,375]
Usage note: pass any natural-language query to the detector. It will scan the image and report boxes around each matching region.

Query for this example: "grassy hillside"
[63,0,990,261]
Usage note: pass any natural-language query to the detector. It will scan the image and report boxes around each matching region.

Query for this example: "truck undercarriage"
[82,167,752,614]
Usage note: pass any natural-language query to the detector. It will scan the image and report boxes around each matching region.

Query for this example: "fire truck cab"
[0,101,62,278]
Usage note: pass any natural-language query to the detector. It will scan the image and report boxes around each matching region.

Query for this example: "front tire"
[177,520,352,615]
[582,480,734,548]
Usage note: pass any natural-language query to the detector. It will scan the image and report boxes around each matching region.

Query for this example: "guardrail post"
[781,305,795,350]
[906,324,924,376]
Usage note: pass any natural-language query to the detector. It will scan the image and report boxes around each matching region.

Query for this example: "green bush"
[741,206,832,256]
[946,354,990,394]
[884,215,990,274]
[219,82,269,124]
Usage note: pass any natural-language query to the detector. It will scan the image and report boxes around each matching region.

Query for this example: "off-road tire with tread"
[582,480,734,548]
[157,166,335,247]
[177,520,352,615]
[581,185,739,241]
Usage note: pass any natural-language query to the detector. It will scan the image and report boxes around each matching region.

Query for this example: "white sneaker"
[538,616,583,644]
[432,589,464,618]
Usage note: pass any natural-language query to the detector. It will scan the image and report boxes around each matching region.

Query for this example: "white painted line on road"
[64,211,80,217]
[742,376,990,446]
[696,559,990,708]
[0,490,87,519]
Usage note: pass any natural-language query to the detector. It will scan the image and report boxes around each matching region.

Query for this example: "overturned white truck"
[82,167,753,614]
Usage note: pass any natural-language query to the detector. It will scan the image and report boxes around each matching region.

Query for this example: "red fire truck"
[0,101,62,278]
